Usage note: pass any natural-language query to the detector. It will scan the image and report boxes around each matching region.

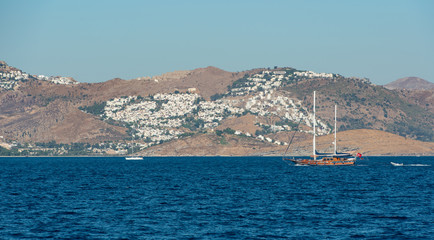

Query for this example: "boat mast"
[313,91,316,160]
[334,105,337,154]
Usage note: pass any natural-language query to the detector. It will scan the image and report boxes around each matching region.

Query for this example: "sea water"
[0,156,432,239]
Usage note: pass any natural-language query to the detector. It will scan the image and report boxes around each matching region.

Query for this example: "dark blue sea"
[0,156,432,239]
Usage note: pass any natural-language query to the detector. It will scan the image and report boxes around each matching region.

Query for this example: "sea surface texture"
[0,156,432,239]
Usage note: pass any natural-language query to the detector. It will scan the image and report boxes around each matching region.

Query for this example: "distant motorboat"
[125,156,143,161]
[390,162,403,166]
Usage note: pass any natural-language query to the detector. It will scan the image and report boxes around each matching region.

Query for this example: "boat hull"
[287,157,355,166]
[125,156,143,160]
[390,162,403,166]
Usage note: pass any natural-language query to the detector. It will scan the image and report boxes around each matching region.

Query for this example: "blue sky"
[1,0,433,84]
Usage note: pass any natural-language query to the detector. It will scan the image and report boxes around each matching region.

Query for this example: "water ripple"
[0,156,432,239]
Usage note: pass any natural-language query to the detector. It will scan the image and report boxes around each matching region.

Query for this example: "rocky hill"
[385,77,434,90]
[0,61,433,156]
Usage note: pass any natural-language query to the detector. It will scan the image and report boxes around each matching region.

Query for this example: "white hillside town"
[0,61,78,90]
[36,75,79,85]
[92,69,336,152]
[0,69,31,89]
[294,71,333,78]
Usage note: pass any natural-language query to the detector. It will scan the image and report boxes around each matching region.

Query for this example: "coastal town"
[90,69,332,154]
[0,62,376,156]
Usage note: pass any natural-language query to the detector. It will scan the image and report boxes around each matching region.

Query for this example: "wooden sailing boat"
[284,91,357,166]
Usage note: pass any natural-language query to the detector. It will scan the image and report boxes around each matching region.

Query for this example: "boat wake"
[391,162,430,167]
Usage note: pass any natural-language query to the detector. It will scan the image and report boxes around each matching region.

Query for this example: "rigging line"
[282,117,304,161]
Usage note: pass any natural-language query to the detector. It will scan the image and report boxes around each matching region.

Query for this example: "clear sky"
[1,0,433,84]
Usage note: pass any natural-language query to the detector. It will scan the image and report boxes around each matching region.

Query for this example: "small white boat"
[125,156,143,161]
[390,162,403,166]
[126,134,142,160]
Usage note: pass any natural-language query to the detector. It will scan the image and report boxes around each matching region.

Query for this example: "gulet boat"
[284,91,360,166]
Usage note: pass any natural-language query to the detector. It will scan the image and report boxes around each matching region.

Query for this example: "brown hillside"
[0,80,128,143]
[313,129,434,156]
[140,129,434,156]
[216,114,261,135]
[402,89,434,114]
[0,92,127,143]
[49,109,127,144]
[76,66,251,102]
[142,133,284,156]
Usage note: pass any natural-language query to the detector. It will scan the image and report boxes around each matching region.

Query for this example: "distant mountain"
[385,77,434,90]
[0,60,433,156]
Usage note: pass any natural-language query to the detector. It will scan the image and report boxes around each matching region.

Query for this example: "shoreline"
[0,155,433,158]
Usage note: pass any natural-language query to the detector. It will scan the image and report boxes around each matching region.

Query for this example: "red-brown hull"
[287,157,355,166]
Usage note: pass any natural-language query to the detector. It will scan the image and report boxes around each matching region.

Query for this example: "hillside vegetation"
[284,75,434,141]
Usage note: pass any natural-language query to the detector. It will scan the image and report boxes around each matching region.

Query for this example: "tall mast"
[313,91,316,160]
[334,105,337,154]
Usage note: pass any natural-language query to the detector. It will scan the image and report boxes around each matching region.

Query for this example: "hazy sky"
[1,0,433,84]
